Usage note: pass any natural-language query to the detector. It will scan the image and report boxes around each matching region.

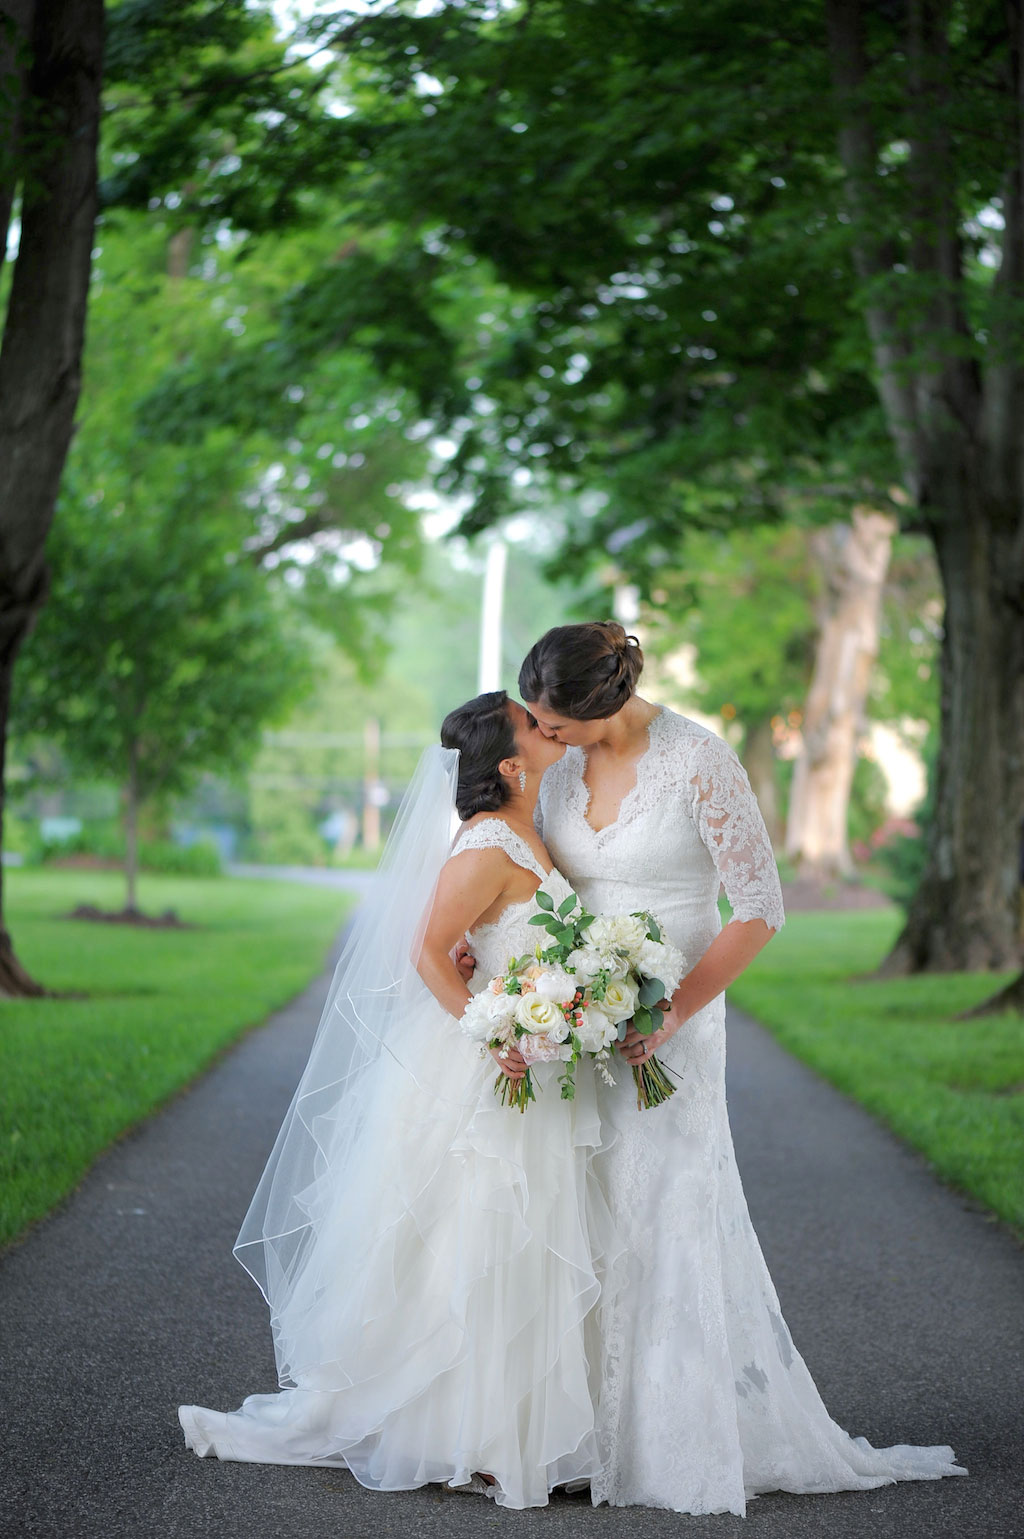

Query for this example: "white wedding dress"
[178,819,622,1509]
[536,702,967,1516]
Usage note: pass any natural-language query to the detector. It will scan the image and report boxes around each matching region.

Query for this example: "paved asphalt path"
[2,909,1021,1539]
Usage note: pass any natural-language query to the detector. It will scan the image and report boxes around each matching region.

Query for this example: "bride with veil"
[178,690,623,1507]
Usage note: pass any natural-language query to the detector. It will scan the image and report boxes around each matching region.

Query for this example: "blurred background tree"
[11,456,312,914]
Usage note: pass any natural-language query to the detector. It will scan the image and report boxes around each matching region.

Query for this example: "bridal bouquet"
[460,887,685,1112]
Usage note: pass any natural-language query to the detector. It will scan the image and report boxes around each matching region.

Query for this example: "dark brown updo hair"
[518,621,644,721]
[440,690,518,820]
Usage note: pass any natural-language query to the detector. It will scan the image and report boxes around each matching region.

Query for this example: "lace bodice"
[447,818,577,984]
[536,705,785,961]
[537,706,796,1508]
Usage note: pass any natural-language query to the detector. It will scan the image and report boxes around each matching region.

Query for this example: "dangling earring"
[518,770,527,793]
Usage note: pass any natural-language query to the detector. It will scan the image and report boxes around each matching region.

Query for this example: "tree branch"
[980,0,1024,511]
[245,510,338,563]
[906,0,980,435]
[824,0,922,493]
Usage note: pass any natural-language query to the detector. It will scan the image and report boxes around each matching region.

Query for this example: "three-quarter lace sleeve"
[688,733,786,931]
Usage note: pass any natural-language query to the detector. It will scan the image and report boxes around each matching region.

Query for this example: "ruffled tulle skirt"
[178,999,622,1509]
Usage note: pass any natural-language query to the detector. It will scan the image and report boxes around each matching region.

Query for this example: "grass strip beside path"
[729,909,1024,1239]
[1,870,353,1250]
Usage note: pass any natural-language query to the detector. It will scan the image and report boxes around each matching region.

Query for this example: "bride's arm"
[620,918,773,1063]
[623,731,783,1064]
[416,848,528,1080]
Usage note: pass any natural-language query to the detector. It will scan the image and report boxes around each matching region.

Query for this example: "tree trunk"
[0,0,35,265]
[0,655,43,995]
[124,741,140,915]
[958,972,1024,1019]
[742,715,781,848]
[0,0,103,994]
[785,509,896,879]
[826,0,1024,977]
[879,494,1024,974]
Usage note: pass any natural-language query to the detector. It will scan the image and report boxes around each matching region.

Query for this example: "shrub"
[38,824,222,876]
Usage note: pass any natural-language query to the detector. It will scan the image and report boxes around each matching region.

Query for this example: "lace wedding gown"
[537,703,967,1517]
[178,820,621,1509]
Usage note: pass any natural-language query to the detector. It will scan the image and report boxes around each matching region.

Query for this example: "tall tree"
[784,509,897,878]
[824,0,1024,984]
[0,0,104,994]
[277,0,1021,982]
[641,516,932,863]
[0,0,424,991]
[12,468,312,913]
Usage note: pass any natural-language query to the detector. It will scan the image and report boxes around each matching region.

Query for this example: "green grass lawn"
[0,869,353,1250]
[729,907,1024,1238]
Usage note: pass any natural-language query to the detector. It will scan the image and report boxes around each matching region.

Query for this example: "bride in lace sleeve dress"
[178,691,621,1509]
[519,621,967,1518]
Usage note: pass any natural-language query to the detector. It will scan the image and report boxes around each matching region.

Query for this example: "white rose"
[532,967,578,1006]
[591,976,639,1025]
[514,993,565,1036]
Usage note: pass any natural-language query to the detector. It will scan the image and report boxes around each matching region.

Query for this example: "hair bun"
[440,690,517,820]
[518,622,645,722]
[600,620,639,654]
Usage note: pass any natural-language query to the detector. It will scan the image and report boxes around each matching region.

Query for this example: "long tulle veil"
[233,744,462,1386]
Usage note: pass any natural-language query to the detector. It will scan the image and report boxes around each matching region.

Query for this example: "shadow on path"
[1,924,1020,1539]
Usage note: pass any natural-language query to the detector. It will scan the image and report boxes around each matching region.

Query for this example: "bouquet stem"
[632,1055,677,1110]
[495,1066,536,1112]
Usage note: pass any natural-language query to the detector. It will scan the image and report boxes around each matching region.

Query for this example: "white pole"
[478,537,507,693]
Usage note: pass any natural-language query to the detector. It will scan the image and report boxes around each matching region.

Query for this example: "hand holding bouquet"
[460,887,685,1112]
[561,908,686,1110]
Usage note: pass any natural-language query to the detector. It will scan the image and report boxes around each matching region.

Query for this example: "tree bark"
[0,0,35,265]
[742,715,781,849]
[958,971,1024,1019]
[826,0,1024,976]
[785,510,896,880]
[124,740,139,914]
[0,653,43,994]
[0,0,103,995]
[879,493,1024,974]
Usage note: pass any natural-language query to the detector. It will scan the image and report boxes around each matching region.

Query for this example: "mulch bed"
[66,905,194,929]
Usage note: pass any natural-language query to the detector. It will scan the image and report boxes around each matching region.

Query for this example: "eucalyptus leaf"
[639,975,666,1007]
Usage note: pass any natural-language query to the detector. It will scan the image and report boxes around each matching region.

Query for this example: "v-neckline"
[577,706,663,837]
